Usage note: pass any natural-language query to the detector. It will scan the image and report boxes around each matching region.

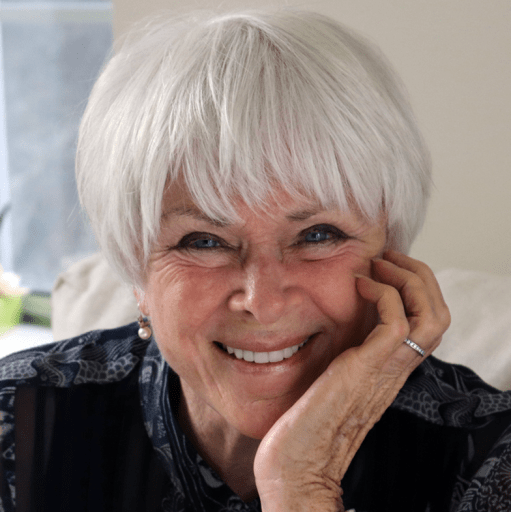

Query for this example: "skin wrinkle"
[136,184,387,500]
[157,216,379,272]
[72,12,444,509]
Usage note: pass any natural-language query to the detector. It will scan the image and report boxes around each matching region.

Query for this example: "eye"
[190,238,221,249]
[177,232,225,251]
[297,224,349,246]
[304,231,331,243]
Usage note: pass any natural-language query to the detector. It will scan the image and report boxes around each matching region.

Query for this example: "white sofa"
[52,253,511,390]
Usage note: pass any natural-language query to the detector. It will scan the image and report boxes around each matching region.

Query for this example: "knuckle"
[423,268,437,283]
[439,305,452,330]
[421,306,451,339]
[432,334,443,350]
[389,319,409,341]
[420,320,441,341]
[381,285,402,304]
[405,273,424,290]
[421,303,451,337]
[415,259,434,277]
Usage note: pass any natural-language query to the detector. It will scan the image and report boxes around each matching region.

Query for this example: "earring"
[138,315,152,340]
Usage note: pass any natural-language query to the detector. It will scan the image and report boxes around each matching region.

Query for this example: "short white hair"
[76,8,431,288]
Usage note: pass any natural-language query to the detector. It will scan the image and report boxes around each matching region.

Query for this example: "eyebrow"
[285,208,324,222]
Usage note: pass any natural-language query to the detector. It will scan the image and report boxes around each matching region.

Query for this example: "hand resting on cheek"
[254,250,451,512]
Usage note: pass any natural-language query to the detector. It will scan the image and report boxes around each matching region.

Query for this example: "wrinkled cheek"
[305,267,374,348]
[301,261,363,321]
[151,317,204,385]
[334,282,367,323]
[148,283,223,367]
[330,285,378,347]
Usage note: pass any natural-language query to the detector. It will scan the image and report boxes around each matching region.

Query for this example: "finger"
[371,258,434,322]
[371,261,444,359]
[354,274,434,375]
[354,274,410,360]
[375,255,451,339]
[383,250,450,321]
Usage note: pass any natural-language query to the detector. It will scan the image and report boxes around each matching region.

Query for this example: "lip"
[213,333,316,353]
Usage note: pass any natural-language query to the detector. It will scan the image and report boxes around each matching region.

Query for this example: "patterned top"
[0,322,510,512]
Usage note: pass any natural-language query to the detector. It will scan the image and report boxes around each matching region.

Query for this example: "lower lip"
[214,334,319,373]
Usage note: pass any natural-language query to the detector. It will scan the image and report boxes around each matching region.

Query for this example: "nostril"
[226,260,292,323]
[227,290,287,325]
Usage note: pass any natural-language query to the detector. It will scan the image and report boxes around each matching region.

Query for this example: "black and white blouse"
[0,322,510,511]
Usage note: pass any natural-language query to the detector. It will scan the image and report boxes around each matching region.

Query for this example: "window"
[0,0,112,292]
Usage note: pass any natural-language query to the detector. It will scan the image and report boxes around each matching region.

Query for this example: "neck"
[177,380,261,502]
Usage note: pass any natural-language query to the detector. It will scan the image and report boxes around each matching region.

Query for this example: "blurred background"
[0,0,111,293]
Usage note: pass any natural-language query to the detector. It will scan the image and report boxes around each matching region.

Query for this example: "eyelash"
[176,232,227,251]
[295,224,350,246]
[175,224,350,252]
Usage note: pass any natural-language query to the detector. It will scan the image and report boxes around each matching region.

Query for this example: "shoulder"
[387,357,511,511]
[0,321,150,389]
[0,323,155,512]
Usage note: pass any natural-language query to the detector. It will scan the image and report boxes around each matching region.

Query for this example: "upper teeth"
[222,336,311,364]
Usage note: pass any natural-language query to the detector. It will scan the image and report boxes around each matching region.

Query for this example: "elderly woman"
[1,8,510,512]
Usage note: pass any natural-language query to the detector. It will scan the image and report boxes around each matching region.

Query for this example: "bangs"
[163,13,387,225]
[77,8,430,287]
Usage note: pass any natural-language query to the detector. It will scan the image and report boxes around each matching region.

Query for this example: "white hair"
[76,8,431,288]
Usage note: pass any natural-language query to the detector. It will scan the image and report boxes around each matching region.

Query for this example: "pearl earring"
[138,315,152,340]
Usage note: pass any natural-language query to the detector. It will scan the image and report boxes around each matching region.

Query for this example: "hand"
[253,250,451,512]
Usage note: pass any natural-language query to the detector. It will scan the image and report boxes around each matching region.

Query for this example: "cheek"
[146,265,231,341]
[297,256,370,325]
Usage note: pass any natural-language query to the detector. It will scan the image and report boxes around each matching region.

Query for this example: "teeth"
[254,352,269,363]
[243,350,255,362]
[222,336,312,364]
[283,347,294,358]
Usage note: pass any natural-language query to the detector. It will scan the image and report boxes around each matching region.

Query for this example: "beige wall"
[113,0,511,276]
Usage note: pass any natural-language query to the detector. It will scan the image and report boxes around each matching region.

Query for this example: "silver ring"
[404,338,425,357]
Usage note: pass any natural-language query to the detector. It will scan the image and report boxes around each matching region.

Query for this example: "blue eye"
[299,224,348,246]
[191,238,220,249]
[178,233,224,251]
[304,230,332,243]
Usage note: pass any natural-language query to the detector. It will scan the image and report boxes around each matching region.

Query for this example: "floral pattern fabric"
[0,322,510,511]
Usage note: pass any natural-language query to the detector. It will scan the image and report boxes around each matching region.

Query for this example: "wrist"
[259,484,344,512]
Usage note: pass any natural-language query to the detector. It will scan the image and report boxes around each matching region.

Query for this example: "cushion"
[51,253,139,341]
[434,268,511,390]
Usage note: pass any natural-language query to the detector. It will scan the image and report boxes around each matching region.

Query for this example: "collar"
[138,337,261,512]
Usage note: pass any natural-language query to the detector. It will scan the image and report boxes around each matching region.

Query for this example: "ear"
[133,287,150,317]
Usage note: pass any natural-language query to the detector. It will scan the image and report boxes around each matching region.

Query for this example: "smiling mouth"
[215,335,314,364]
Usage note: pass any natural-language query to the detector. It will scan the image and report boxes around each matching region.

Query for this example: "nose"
[228,251,293,325]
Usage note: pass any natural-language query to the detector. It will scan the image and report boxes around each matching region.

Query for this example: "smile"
[217,335,313,364]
